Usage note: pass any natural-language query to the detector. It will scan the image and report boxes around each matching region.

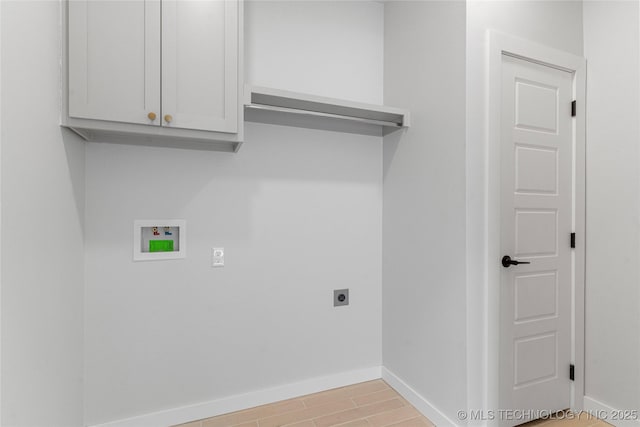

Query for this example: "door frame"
[487,31,586,420]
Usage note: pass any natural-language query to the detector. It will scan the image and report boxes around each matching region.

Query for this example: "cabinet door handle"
[164,114,173,123]
[147,112,157,121]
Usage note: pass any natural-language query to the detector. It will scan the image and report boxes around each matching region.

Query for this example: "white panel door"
[161,0,238,133]
[68,0,161,125]
[500,55,573,425]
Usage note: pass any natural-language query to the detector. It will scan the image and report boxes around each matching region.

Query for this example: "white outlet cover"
[212,247,224,267]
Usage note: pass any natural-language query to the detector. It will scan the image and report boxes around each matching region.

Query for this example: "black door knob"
[502,255,531,268]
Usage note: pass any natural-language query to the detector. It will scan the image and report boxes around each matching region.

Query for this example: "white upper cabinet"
[64,0,243,152]
[162,0,238,133]
[68,1,161,125]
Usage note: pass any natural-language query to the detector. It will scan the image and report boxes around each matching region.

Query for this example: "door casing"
[487,31,586,422]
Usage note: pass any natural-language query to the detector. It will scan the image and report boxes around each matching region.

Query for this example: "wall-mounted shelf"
[244,85,410,136]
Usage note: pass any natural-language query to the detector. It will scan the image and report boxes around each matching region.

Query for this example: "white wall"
[583,0,640,413]
[83,2,384,424]
[465,0,583,416]
[0,1,86,426]
[382,1,467,422]
[245,1,383,104]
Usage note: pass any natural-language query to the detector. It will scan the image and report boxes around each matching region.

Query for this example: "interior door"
[67,0,161,125]
[499,54,574,426]
[161,0,238,133]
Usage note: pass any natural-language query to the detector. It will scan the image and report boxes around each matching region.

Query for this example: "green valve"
[149,240,174,253]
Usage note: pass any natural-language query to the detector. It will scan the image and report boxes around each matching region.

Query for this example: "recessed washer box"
[133,219,186,261]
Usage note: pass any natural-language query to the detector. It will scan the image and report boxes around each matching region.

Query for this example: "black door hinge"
[570,233,576,248]
[571,100,576,117]
[570,364,575,381]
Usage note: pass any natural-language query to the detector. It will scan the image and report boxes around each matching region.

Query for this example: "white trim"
[88,366,382,427]
[0,0,3,422]
[133,219,186,261]
[583,396,640,427]
[487,31,586,418]
[382,367,460,427]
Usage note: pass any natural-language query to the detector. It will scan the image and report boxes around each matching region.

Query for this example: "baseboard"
[89,366,382,427]
[583,396,640,427]
[382,367,459,427]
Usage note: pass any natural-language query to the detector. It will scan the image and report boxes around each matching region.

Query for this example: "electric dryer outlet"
[334,289,349,307]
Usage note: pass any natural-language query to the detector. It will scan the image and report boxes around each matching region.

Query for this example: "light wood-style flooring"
[175,380,611,427]
[175,380,432,427]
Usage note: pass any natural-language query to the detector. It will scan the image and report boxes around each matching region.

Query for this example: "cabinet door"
[161,0,238,133]
[68,0,161,125]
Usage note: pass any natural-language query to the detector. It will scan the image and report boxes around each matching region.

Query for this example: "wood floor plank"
[314,399,405,427]
[385,417,432,427]
[352,390,399,407]
[282,421,316,427]
[343,381,390,398]
[203,399,305,427]
[332,420,370,427]
[259,399,355,427]
[303,381,389,409]
[366,406,422,427]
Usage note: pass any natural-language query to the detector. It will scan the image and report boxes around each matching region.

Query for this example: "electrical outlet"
[212,247,224,267]
[334,289,349,307]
